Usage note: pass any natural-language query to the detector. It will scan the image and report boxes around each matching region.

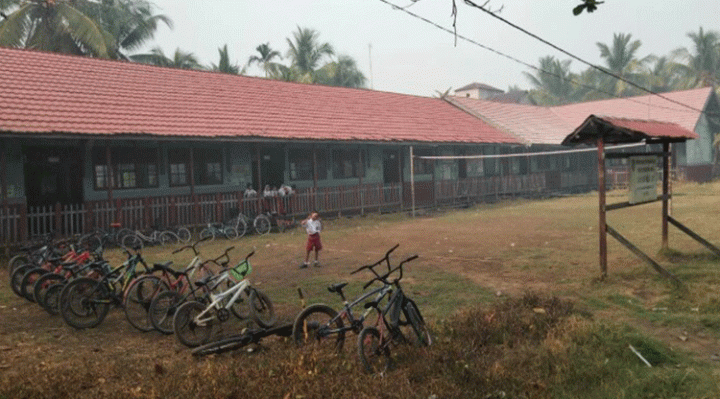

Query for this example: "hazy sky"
[141,1,720,97]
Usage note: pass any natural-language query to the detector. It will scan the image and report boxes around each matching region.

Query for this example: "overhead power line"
[459,0,708,114]
[377,0,715,118]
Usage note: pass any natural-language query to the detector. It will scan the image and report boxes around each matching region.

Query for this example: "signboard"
[628,156,658,204]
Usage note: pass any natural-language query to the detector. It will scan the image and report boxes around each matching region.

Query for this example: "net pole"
[410,146,415,217]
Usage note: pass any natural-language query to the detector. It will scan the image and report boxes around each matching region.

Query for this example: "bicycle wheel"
[405,300,432,347]
[20,267,49,302]
[358,326,391,374]
[11,264,34,298]
[223,227,239,240]
[43,281,66,315]
[175,227,192,243]
[122,234,144,251]
[253,214,271,235]
[159,231,180,246]
[292,304,345,354]
[228,283,250,320]
[174,300,213,347]
[78,234,102,252]
[249,289,276,328]
[199,228,215,242]
[149,290,184,334]
[61,277,111,329]
[8,254,30,278]
[124,275,169,332]
[34,272,66,310]
[234,218,248,238]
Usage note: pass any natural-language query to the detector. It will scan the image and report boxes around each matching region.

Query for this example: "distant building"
[454,82,504,99]
[454,83,534,104]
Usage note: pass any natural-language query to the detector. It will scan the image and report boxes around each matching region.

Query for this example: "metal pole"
[662,142,670,250]
[410,146,416,217]
[312,147,318,211]
[598,138,607,278]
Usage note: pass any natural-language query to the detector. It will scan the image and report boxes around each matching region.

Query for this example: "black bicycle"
[356,257,432,374]
[291,245,415,356]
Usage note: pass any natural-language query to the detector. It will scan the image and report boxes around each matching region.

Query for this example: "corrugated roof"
[0,47,518,145]
[562,115,699,145]
[449,88,714,145]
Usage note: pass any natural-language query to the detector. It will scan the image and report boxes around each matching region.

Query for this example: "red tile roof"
[449,88,714,145]
[0,47,518,145]
[562,115,699,145]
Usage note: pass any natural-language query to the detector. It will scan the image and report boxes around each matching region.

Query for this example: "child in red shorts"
[300,212,322,268]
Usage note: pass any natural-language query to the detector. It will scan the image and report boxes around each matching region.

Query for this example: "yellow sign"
[628,156,658,204]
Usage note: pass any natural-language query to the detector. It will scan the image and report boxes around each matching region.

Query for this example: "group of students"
[243,183,295,199]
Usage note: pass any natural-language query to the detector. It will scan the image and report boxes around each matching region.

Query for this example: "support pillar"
[662,142,670,250]
[597,137,607,278]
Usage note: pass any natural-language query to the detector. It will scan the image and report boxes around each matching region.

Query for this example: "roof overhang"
[562,115,699,146]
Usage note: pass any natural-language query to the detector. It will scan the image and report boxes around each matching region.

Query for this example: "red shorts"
[306,233,322,251]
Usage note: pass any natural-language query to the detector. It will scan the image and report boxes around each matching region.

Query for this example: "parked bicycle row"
[74,211,296,253]
[6,238,430,374]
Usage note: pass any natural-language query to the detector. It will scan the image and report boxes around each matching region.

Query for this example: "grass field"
[1,181,719,398]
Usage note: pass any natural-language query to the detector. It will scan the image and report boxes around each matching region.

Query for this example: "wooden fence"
[0,184,402,245]
[3,169,686,246]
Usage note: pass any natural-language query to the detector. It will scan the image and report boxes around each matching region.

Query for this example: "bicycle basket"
[229,260,252,281]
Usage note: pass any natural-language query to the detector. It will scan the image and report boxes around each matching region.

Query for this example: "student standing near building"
[300,212,322,268]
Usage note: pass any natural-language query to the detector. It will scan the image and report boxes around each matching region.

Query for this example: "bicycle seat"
[364,300,381,309]
[328,282,348,294]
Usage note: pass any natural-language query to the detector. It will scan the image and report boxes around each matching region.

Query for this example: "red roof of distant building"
[449,87,714,145]
[562,115,699,145]
[0,47,518,145]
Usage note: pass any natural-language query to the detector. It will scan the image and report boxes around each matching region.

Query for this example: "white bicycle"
[172,250,276,347]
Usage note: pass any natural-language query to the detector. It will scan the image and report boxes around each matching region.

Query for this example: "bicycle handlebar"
[172,235,212,255]
[362,254,418,290]
[350,243,401,276]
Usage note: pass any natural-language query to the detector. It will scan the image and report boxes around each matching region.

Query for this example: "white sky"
[140,0,720,97]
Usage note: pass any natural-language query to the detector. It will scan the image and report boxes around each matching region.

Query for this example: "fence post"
[169,196,177,226]
[144,197,151,229]
[54,202,62,238]
[115,198,122,225]
[193,194,200,225]
[85,201,94,232]
[215,192,222,222]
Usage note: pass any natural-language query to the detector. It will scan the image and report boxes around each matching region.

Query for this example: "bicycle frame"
[192,276,251,326]
[319,283,393,337]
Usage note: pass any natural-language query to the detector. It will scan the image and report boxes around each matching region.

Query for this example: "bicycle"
[357,256,432,374]
[121,227,180,250]
[199,222,239,241]
[59,246,153,329]
[291,244,406,355]
[147,242,236,334]
[173,250,276,347]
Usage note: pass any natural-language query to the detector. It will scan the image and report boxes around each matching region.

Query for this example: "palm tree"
[317,55,366,88]
[285,26,334,83]
[131,46,202,70]
[640,55,685,93]
[77,0,173,60]
[596,33,649,97]
[247,42,282,77]
[672,27,720,88]
[211,44,241,74]
[524,56,578,105]
[0,0,109,58]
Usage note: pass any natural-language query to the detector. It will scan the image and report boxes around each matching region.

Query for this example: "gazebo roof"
[561,115,699,146]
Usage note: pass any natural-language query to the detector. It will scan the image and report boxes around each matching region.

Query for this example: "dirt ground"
[2,188,720,396]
